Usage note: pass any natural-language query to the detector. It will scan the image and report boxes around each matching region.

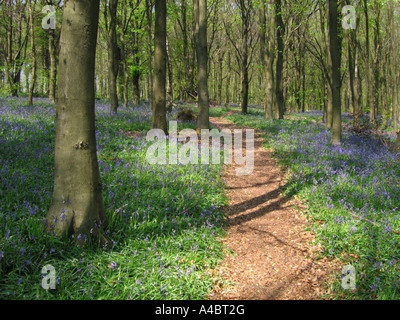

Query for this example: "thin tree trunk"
[46,0,108,245]
[145,0,153,105]
[48,29,57,103]
[27,0,36,106]
[196,0,209,129]
[275,0,285,119]
[392,0,399,134]
[107,0,119,114]
[166,36,173,110]
[217,51,224,105]
[225,52,231,104]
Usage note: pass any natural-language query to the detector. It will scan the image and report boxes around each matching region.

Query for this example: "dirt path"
[208,116,342,300]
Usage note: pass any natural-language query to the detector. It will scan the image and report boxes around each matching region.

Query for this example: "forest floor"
[207,115,344,300]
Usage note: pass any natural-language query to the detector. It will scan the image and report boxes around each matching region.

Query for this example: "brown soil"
[207,116,343,300]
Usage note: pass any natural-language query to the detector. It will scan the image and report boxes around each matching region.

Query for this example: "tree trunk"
[225,52,231,104]
[46,0,108,246]
[107,0,119,114]
[260,0,277,121]
[238,0,251,115]
[363,0,374,124]
[145,0,153,105]
[392,0,399,134]
[119,10,129,109]
[217,51,224,106]
[328,0,342,145]
[196,0,210,129]
[275,0,285,119]
[27,0,36,106]
[166,37,174,110]
[372,0,381,124]
[151,0,168,134]
[48,29,57,103]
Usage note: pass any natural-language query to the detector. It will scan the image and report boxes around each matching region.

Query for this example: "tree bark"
[275,0,285,119]
[328,0,342,145]
[46,0,108,246]
[391,0,399,134]
[363,0,374,124]
[48,29,57,103]
[260,0,277,121]
[145,0,153,105]
[151,0,168,134]
[225,52,231,104]
[106,0,119,114]
[27,0,36,106]
[166,36,174,109]
[196,0,210,130]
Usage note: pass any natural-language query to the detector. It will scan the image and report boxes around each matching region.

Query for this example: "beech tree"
[151,0,168,134]
[104,0,119,114]
[259,0,278,121]
[327,0,342,144]
[46,0,108,245]
[196,0,209,130]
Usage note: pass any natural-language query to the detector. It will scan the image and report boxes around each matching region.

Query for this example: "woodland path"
[207,116,343,300]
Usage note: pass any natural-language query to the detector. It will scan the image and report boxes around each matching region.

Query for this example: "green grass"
[0,98,228,300]
[225,108,400,300]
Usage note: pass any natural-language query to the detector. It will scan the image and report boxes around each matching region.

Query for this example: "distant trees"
[1,0,400,150]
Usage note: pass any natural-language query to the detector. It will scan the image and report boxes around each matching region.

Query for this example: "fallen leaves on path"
[208,116,343,300]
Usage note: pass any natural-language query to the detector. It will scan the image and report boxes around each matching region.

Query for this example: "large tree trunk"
[151,0,168,134]
[328,0,342,145]
[196,0,209,130]
[46,0,108,246]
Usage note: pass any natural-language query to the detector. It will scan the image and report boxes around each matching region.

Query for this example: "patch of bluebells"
[0,97,226,300]
[228,110,400,299]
